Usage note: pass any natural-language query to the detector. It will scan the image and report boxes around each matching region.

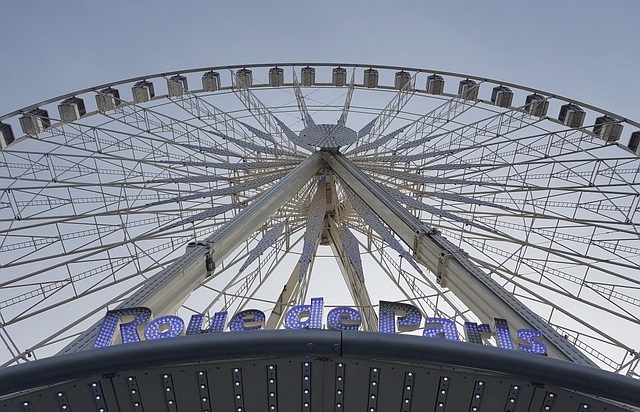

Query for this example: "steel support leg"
[324,151,595,366]
[60,152,323,353]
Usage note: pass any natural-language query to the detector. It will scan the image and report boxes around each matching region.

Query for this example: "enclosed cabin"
[20,108,50,135]
[524,94,549,117]
[363,68,379,88]
[0,123,15,148]
[593,115,623,143]
[426,74,445,95]
[95,87,121,112]
[132,80,155,103]
[58,97,86,122]
[269,67,284,87]
[491,86,513,108]
[332,67,347,86]
[558,103,586,128]
[629,131,640,155]
[394,71,412,90]
[167,75,188,96]
[236,69,253,88]
[458,79,478,100]
[301,67,315,86]
[202,71,221,92]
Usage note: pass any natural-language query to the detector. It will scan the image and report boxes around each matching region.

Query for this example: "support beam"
[266,262,302,329]
[337,69,355,127]
[327,217,379,331]
[292,70,315,128]
[60,152,323,353]
[323,151,596,366]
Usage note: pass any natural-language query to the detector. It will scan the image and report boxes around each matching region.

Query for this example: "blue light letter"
[423,317,459,341]
[464,322,491,345]
[186,311,227,335]
[144,315,185,340]
[93,307,152,348]
[517,329,548,355]
[229,309,266,331]
[327,307,362,331]
[284,297,324,330]
[378,301,422,333]
[494,318,514,350]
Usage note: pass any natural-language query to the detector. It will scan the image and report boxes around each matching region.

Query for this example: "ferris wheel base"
[1,330,638,411]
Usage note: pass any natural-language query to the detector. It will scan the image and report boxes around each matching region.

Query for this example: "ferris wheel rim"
[1,62,639,131]
[0,62,638,377]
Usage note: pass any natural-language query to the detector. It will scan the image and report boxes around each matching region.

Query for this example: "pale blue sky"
[1,1,639,120]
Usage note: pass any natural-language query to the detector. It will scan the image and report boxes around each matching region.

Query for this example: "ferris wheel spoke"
[24,108,232,176]
[0,183,244,233]
[412,186,638,239]
[464,262,638,358]
[387,97,533,161]
[291,70,316,128]
[140,172,286,208]
[444,216,637,280]
[0,272,152,366]
[0,136,229,207]
[496,143,632,194]
[367,88,483,159]
[362,166,638,250]
[157,82,259,144]
[37,118,221,165]
[1,222,182,270]
[346,74,416,154]
[99,97,259,161]
[360,165,496,187]
[230,69,307,155]
[547,323,629,373]
[1,247,181,329]
[468,211,640,260]
[161,91,289,158]
[497,269,636,349]
[443,228,640,316]
[336,68,356,127]
[507,241,637,304]
[0,244,165,306]
[0,197,239,271]
[0,201,230,237]
[433,209,640,281]
[368,141,639,226]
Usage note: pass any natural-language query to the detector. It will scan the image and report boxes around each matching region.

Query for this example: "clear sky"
[1,0,639,121]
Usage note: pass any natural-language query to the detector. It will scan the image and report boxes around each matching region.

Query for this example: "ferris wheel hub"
[299,123,357,148]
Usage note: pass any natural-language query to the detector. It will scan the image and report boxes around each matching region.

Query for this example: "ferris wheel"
[0,63,638,379]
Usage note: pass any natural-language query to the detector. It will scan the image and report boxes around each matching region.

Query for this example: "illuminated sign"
[93,298,547,355]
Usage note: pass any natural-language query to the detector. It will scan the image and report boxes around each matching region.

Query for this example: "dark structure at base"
[1,330,639,411]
